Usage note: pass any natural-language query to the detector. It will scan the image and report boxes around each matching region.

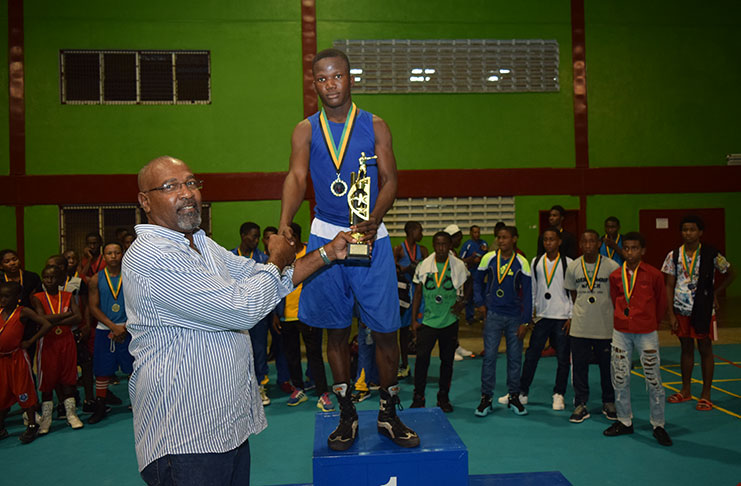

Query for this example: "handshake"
[266,228,360,271]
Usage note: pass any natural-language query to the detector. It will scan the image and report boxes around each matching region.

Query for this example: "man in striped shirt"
[123,156,352,486]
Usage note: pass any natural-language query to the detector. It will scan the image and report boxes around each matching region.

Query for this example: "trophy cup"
[346,152,377,260]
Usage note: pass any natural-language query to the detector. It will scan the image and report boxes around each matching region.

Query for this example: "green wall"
[210,200,311,250]
[586,1,741,167]
[24,205,59,273]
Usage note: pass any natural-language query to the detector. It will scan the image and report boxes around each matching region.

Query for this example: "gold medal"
[621,262,641,310]
[112,303,121,312]
[55,327,62,335]
[105,268,123,301]
[319,103,358,198]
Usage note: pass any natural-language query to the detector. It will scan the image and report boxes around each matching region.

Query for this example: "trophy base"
[347,242,371,261]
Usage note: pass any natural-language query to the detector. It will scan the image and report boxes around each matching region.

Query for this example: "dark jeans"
[414,321,459,396]
[249,317,269,380]
[141,439,250,486]
[571,336,614,406]
[281,320,328,395]
[268,323,290,384]
[520,318,570,396]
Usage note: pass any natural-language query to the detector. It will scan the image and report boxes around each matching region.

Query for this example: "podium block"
[313,408,468,486]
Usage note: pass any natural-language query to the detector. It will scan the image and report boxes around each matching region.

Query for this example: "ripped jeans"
[611,330,665,427]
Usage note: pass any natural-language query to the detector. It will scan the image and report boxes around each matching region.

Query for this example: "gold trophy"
[347,152,377,260]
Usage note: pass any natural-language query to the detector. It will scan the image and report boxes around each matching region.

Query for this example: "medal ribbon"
[680,244,701,280]
[3,272,23,286]
[44,291,62,314]
[237,248,255,259]
[496,251,516,285]
[581,255,602,292]
[319,103,358,172]
[621,262,640,306]
[434,257,450,289]
[0,306,19,337]
[604,234,620,259]
[104,268,122,301]
[63,276,70,292]
[543,253,560,289]
[404,240,418,264]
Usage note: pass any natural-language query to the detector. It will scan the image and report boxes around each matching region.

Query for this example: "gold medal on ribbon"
[604,234,621,260]
[105,268,123,313]
[680,244,700,279]
[621,262,640,312]
[433,258,450,304]
[581,255,602,293]
[55,327,62,335]
[495,251,515,297]
[319,103,358,198]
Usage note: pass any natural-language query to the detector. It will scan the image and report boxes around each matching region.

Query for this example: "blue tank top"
[97,269,127,324]
[308,108,377,226]
[398,242,422,284]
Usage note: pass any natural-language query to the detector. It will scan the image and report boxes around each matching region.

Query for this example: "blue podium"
[313,408,468,486]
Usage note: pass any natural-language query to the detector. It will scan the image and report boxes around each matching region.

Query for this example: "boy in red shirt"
[604,232,671,446]
[0,281,53,443]
[31,265,84,434]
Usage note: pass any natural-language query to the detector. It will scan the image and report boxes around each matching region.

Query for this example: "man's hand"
[562,319,571,335]
[351,215,380,243]
[451,300,466,315]
[517,324,529,340]
[20,339,32,350]
[110,323,127,342]
[411,320,421,332]
[83,247,94,259]
[272,314,282,334]
[669,313,679,332]
[475,306,487,320]
[267,234,297,270]
[324,232,355,262]
[278,224,295,246]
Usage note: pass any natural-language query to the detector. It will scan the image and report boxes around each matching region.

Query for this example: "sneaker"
[410,392,425,408]
[287,389,307,406]
[259,386,271,406]
[508,394,528,415]
[82,400,96,414]
[498,393,528,405]
[552,393,565,411]
[328,383,358,451]
[64,397,84,430]
[368,383,380,391]
[38,401,53,435]
[456,345,475,358]
[475,394,493,417]
[652,426,673,446]
[569,404,591,423]
[106,390,122,406]
[453,353,463,361]
[602,402,617,421]
[279,381,294,394]
[88,397,108,425]
[351,389,371,403]
[603,421,634,436]
[397,365,410,379]
[19,424,39,444]
[377,385,420,448]
[317,393,335,412]
[303,379,316,392]
[436,392,453,413]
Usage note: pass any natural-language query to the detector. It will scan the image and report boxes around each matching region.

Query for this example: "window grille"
[333,39,559,93]
[384,196,515,237]
[60,50,211,104]
[60,204,212,252]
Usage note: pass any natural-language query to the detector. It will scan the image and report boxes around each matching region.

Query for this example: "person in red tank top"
[30,266,84,434]
[0,281,54,444]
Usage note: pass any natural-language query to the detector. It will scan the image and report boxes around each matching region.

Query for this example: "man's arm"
[279,120,312,238]
[291,232,353,285]
[352,116,398,242]
[410,283,423,331]
[663,273,678,331]
[19,307,53,349]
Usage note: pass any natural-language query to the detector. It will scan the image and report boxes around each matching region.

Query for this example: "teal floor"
[2,344,740,485]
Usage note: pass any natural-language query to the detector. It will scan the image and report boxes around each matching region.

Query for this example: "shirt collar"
[134,224,206,246]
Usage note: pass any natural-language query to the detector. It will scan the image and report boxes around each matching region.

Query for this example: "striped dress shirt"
[122,224,294,471]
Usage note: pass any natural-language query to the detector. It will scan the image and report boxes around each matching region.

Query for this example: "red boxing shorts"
[0,349,38,410]
[37,333,78,393]
[675,314,717,341]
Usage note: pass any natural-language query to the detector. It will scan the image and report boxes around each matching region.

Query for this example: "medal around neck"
[347,152,376,261]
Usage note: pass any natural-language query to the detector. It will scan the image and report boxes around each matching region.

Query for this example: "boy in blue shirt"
[460,225,488,325]
[474,226,532,417]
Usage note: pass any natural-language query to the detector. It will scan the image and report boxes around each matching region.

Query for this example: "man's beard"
[176,200,202,232]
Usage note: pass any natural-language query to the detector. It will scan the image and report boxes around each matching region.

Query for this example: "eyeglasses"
[143,179,203,194]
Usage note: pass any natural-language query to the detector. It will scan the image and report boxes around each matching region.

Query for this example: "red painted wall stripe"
[1,166,739,206]
[571,0,589,170]
[8,0,25,262]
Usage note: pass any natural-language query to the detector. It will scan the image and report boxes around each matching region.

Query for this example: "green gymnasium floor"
[2,342,740,485]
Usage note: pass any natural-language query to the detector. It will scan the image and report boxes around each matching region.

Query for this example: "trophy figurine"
[347,152,377,260]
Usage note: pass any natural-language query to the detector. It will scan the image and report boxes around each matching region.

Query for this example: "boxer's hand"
[351,215,379,242]
[278,224,295,246]
[267,234,296,270]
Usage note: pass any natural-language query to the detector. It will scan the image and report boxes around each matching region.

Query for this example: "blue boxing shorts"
[94,327,134,377]
[298,219,401,333]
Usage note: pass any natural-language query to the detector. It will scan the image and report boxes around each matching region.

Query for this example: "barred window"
[60,50,211,104]
[384,196,516,237]
[333,39,559,94]
[60,204,212,252]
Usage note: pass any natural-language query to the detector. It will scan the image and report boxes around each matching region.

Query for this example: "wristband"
[318,246,332,266]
